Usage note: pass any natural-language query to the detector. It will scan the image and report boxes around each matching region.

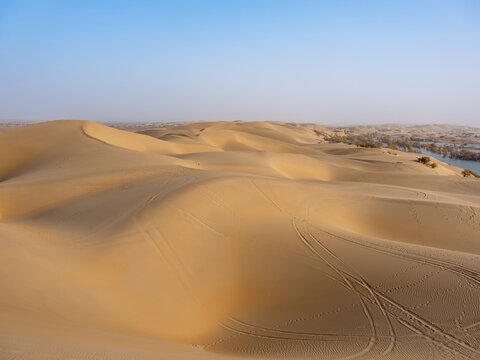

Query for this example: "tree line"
[324,132,480,161]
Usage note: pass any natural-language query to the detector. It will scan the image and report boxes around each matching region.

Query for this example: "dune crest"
[1,120,479,359]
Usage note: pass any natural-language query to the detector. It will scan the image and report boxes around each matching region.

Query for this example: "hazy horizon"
[2,119,480,129]
[1,0,479,126]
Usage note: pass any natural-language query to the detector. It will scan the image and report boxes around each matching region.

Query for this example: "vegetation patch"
[462,169,479,177]
[357,142,379,148]
[417,156,431,164]
[323,129,480,162]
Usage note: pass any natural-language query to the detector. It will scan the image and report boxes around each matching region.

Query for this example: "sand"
[0,120,479,359]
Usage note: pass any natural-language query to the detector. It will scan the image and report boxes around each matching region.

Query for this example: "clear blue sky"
[1,0,479,125]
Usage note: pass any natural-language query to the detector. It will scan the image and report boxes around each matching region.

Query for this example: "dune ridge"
[1,120,479,359]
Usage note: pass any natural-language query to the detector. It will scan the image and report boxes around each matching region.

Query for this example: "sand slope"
[1,120,479,359]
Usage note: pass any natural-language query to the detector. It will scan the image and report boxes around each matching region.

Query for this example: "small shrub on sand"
[417,156,430,164]
[462,169,479,177]
[431,163,438,168]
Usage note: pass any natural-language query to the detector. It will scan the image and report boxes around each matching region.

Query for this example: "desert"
[0,120,479,359]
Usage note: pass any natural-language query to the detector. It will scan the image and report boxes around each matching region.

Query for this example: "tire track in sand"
[303,222,397,357]
[292,219,377,359]
[315,226,480,287]
[307,224,479,359]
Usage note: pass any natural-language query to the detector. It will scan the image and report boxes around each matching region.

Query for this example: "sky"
[0,0,479,125]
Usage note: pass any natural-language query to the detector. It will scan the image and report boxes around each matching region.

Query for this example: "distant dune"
[1,120,479,359]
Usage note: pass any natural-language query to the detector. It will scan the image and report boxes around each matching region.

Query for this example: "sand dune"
[1,120,479,359]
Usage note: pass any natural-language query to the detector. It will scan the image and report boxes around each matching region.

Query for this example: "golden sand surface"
[1,120,479,359]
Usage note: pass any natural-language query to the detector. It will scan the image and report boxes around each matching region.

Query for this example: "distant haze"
[1,0,479,126]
